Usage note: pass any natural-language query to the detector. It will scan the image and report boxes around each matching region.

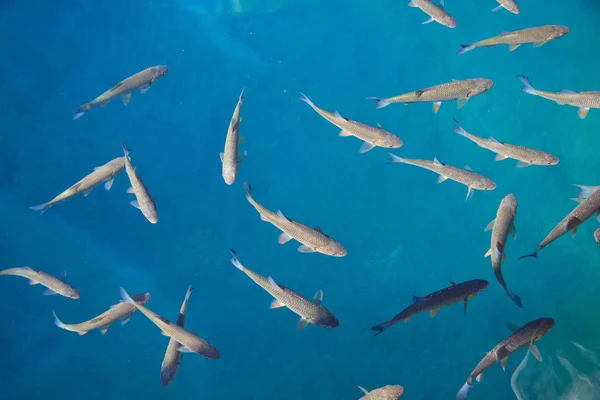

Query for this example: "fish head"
[467,279,489,297]
[223,166,237,185]
[472,79,494,95]
[439,15,457,28]
[535,318,555,338]
[153,65,169,77]
[160,367,176,386]
[501,193,518,210]
[202,346,221,360]
[144,210,159,224]
[315,312,339,329]
[504,1,520,14]
[66,287,81,299]
[131,292,151,305]
[475,177,496,190]
[552,26,570,39]
[540,153,559,166]
[320,241,347,257]
[383,133,403,149]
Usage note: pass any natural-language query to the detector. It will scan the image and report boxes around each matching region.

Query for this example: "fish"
[388,153,496,200]
[518,75,600,120]
[299,93,402,153]
[456,318,554,400]
[243,182,346,256]
[457,25,569,55]
[53,292,150,335]
[452,119,559,168]
[358,384,404,399]
[160,285,193,386]
[119,287,220,359]
[29,157,126,214]
[221,89,247,185]
[371,280,488,336]
[491,0,520,14]
[484,194,522,307]
[520,185,600,259]
[228,249,339,330]
[408,0,456,28]
[73,66,168,120]
[367,79,493,113]
[595,229,600,245]
[0,267,80,299]
[121,143,158,224]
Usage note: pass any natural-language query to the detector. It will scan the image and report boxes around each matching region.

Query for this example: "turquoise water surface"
[1,0,600,399]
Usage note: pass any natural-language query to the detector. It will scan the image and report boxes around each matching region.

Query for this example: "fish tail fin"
[73,103,91,120]
[507,290,523,308]
[388,152,405,164]
[229,249,245,271]
[456,382,472,400]
[298,92,314,107]
[457,44,475,55]
[52,310,67,330]
[120,143,131,157]
[519,251,537,260]
[517,75,537,95]
[29,202,51,215]
[243,181,253,202]
[371,321,392,336]
[119,287,134,304]
[452,118,469,137]
[366,97,390,109]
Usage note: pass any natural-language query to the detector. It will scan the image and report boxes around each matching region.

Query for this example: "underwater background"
[1,0,600,398]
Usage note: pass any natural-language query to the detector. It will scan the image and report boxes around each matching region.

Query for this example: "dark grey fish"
[456,318,554,399]
[371,280,488,336]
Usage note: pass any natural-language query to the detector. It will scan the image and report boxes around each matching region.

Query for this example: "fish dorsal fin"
[433,156,442,166]
[333,111,349,121]
[109,82,124,92]
[314,226,323,233]
[357,386,369,395]
[451,79,458,82]
[412,295,425,303]
[313,289,323,305]
[464,165,472,171]
[267,276,280,289]
[506,321,520,333]
[276,210,290,222]
[561,89,577,95]
[488,136,501,144]
[449,280,457,285]
[500,31,510,36]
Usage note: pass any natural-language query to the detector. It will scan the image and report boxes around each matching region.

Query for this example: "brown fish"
[452,119,558,167]
[368,79,493,113]
[160,285,193,386]
[492,0,520,14]
[484,194,522,307]
[121,144,158,224]
[0,267,79,299]
[29,157,126,214]
[73,66,168,120]
[520,185,600,259]
[53,293,150,335]
[243,183,346,256]
[358,384,404,399]
[458,25,569,55]
[519,75,600,119]
[221,89,246,185]
[300,93,402,153]
[456,318,554,399]
[408,0,456,28]
[388,154,496,199]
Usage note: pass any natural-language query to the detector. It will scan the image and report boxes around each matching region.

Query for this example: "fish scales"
[410,0,455,27]
[391,80,489,104]
[477,26,562,46]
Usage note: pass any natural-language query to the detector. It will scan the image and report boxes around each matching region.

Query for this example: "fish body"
[29,157,126,214]
[371,280,488,336]
[119,287,220,359]
[389,154,496,199]
[161,286,193,386]
[221,89,246,185]
[229,250,339,330]
[408,0,456,28]
[452,120,558,167]
[300,94,402,153]
[595,229,600,245]
[53,293,150,335]
[521,185,600,259]
[243,183,346,256]
[518,75,600,119]
[0,267,80,299]
[485,194,522,307]
[458,26,569,55]
[368,79,493,113]
[358,384,404,399]
[493,0,520,14]
[121,144,158,224]
[456,318,554,400]
[73,66,168,120]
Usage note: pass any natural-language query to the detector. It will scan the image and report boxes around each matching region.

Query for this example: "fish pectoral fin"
[43,288,58,296]
[570,197,584,203]
[531,344,543,362]
[160,331,169,336]
[357,385,369,395]
[77,331,88,336]
[484,219,495,232]
[484,248,492,258]
[126,186,135,194]
[517,161,531,168]
[359,142,375,154]
[83,188,93,197]
[109,82,124,92]
[100,101,109,107]
[495,154,508,161]
[313,289,323,305]
[237,150,247,164]
[407,1,418,6]
[430,308,439,318]
[122,94,131,106]
[466,186,474,201]
[463,297,469,314]
[130,200,141,210]
[506,321,520,333]
[532,41,547,48]
[104,178,114,191]
[120,318,131,325]
[177,345,194,353]
[422,17,435,24]
[578,107,590,119]
[565,217,583,233]
[476,374,483,382]
[219,152,224,162]
[437,175,448,184]
[100,326,109,335]
[278,232,293,244]
[509,221,517,238]
[501,357,508,371]
[457,97,469,109]
[449,280,457,285]
[140,84,151,95]
[298,245,316,253]
[296,318,309,331]
[29,280,39,285]
[270,299,285,309]
[339,130,352,137]
[491,4,503,11]
[432,102,442,113]
[509,44,521,52]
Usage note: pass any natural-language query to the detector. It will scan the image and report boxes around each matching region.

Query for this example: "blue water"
[2,0,600,398]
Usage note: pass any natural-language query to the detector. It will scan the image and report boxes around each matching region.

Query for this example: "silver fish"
[492,0,520,14]
[408,0,456,28]
[221,89,246,185]
[161,285,193,386]
[121,144,158,224]
[358,384,404,399]
[458,26,569,55]
[0,267,79,299]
